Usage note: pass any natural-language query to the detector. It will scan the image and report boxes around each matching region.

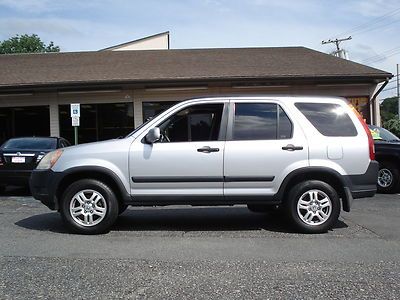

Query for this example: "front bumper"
[29,169,58,210]
[0,170,32,186]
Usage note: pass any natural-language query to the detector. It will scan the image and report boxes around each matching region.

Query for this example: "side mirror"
[145,127,161,144]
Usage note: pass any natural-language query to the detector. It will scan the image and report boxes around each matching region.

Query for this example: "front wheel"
[377,161,399,194]
[285,180,340,234]
[60,179,119,234]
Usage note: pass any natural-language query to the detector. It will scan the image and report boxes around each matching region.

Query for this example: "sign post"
[70,103,80,145]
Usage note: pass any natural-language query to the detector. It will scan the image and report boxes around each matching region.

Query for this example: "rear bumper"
[0,170,32,186]
[344,160,379,199]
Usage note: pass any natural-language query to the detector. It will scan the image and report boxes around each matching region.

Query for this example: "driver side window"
[158,103,224,143]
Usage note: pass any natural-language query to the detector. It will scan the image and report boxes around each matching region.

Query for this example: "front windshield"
[125,106,177,138]
[369,125,400,141]
[125,116,154,138]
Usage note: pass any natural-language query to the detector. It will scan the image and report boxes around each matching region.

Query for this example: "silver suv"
[30,97,378,234]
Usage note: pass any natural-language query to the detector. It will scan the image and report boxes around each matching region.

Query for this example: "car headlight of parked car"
[36,153,45,163]
[36,150,63,170]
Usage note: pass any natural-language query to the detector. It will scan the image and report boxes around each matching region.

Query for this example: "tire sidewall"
[286,180,340,234]
[60,179,119,234]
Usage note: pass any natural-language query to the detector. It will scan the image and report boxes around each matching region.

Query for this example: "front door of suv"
[129,101,227,200]
[224,100,309,198]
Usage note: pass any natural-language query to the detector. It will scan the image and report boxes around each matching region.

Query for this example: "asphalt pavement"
[0,187,399,299]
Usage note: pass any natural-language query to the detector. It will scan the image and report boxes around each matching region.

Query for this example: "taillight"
[348,104,375,160]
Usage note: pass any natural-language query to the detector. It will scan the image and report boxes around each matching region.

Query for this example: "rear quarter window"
[295,103,357,137]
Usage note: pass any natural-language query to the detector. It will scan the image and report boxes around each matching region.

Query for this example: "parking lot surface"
[0,188,399,299]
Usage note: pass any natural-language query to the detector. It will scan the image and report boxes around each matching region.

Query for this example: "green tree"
[383,118,400,137]
[380,96,398,124]
[379,96,400,135]
[0,34,60,54]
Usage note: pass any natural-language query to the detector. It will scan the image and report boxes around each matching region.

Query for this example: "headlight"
[36,150,63,170]
[36,153,45,163]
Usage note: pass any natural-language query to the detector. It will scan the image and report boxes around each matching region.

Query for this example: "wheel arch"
[277,167,350,212]
[55,166,131,210]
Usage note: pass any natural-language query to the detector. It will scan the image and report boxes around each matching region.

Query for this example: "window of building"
[142,101,178,122]
[0,106,50,145]
[59,102,134,144]
[232,103,292,140]
[295,102,357,137]
[347,97,370,124]
[158,104,223,142]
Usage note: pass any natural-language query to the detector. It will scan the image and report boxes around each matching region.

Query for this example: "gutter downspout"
[370,78,390,125]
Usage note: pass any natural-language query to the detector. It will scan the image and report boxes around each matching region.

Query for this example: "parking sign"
[70,103,80,117]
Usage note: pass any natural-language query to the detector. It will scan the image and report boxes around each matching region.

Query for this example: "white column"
[133,91,143,128]
[49,103,60,137]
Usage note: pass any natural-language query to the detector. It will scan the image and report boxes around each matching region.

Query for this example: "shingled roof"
[0,47,392,90]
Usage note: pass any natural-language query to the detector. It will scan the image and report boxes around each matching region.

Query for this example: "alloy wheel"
[69,189,107,227]
[378,168,393,188]
[297,189,332,226]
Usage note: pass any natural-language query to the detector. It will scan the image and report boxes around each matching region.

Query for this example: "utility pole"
[397,64,399,119]
[322,36,352,58]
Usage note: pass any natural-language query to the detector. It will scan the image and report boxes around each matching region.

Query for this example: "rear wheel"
[0,185,5,194]
[377,161,399,193]
[285,180,340,234]
[60,179,119,234]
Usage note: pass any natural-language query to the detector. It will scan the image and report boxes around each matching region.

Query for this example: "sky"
[0,0,399,99]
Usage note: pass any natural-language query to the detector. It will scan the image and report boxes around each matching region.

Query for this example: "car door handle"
[197,146,220,153]
[282,144,303,151]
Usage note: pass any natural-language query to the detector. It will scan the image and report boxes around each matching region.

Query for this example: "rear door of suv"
[223,99,309,198]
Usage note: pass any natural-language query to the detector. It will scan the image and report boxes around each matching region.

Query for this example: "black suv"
[0,137,70,192]
[369,125,400,193]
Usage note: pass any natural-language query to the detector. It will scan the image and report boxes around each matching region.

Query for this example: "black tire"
[285,180,340,234]
[377,161,399,194]
[0,185,5,194]
[60,179,119,234]
[247,204,280,213]
[119,204,128,215]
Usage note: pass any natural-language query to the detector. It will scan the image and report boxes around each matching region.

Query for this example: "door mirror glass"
[145,127,161,144]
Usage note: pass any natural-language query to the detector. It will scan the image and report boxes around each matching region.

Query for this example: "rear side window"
[295,103,357,137]
[232,103,293,140]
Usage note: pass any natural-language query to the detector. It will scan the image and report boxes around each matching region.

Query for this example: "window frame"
[142,102,229,144]
[226,101,293,141]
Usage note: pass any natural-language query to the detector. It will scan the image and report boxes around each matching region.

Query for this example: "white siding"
[110,33,169,51]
